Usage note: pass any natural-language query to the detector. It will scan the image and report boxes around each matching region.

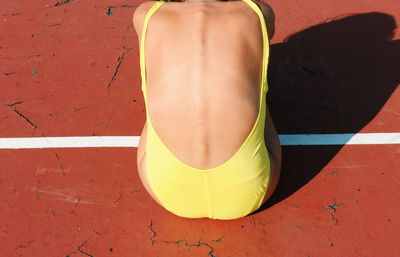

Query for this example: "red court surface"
[1,0,399,256]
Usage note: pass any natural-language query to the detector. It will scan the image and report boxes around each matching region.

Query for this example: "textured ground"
[0,0,399,256]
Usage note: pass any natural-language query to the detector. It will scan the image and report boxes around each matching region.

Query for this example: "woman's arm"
[264,103,282,170]
[132,1,157,38]
[255,0,275,40]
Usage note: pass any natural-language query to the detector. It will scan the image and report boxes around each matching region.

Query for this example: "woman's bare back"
[133,0,274,170]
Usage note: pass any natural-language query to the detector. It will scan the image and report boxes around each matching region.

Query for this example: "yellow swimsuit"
[140,0,270,220]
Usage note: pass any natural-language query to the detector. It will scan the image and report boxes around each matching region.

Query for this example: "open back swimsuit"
[140,0,270,220]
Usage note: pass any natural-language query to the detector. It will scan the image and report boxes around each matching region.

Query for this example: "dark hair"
[162,0,230,2]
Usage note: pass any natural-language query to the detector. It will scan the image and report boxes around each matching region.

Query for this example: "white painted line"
[0,133,399,149]
[0,136,140,149]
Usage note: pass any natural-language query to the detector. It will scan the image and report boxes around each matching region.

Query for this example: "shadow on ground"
[254,12,400,214]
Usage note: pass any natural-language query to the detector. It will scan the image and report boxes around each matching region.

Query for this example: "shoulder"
[132,1,160,37]
[252,0,275,40]
[253,0,274,18]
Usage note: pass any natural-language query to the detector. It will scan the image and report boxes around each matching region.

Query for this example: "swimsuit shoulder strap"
[241,0,270,94]
[140,0,166,94]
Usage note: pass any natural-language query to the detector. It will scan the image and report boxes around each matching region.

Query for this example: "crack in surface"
[74,197,81,208]
[73,105,90,112]
[116,45,133,51]
[248,216,269,230]
[54,0,78,7]
[147,219,222,257]
[107,51,127,90]
[11,108,38,128]
[45,209,59,218]
[14,240,33,250]
[105,5,138,16]
[4,101,24,106]
[54,152,66,176]
[93,230,102,236]
[77,240,94,257]
[322,200,342,225]
[113,192,122,203]
[212,236,223,242]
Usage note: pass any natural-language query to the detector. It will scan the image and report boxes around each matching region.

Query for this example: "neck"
[185,0,224,2]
